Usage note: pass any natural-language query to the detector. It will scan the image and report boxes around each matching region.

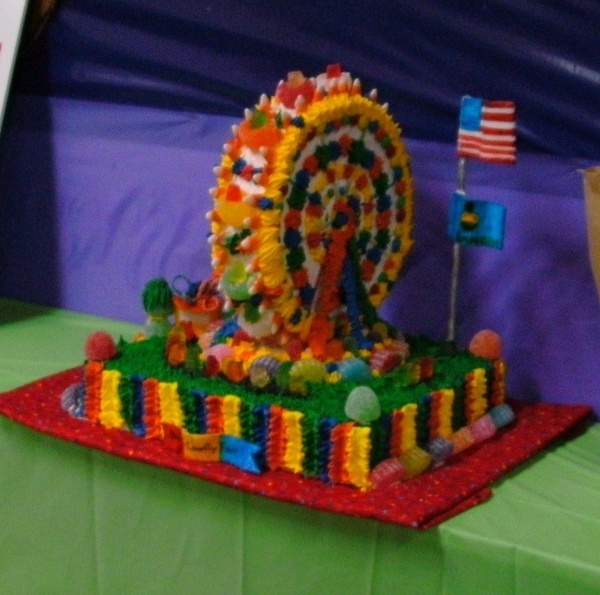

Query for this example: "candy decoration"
[336,357,371,382]
[288,359,328,395]
[205,344,235,367]
[427,436,454,464]
[372,403,516,488]
[84,331,118,362]
[344,386,381,424]
[450,426,476,454]
[469,413,497,442]
[249,355,281,388]
[398,446,432,479]
[489,403,515,428]
[61,382,85,417]
[469,329,502,359]
[371,457,406,489]
[369,349,401,374]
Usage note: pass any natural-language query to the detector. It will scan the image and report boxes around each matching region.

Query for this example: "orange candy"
[469,329,502,360]
[237,118,281,151]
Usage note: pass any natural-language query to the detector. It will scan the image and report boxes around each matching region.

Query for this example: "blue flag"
[448,192,506,249]
[220,435,265,474]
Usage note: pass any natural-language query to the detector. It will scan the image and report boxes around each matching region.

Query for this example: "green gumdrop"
[345,386,381,424]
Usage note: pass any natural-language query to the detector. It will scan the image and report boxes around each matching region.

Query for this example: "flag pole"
[447,157,467,343]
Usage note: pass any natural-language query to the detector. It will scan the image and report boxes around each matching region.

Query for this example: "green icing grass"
[106,336,491,422]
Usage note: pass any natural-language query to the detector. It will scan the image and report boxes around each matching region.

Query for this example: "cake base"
[0,368,591,529]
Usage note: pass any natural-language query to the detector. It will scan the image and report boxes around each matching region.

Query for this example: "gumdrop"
[337,357,371,382]
[84,331,118,361]
[289,359,328,395]
[344,386,381,424]
[469,329,502,360]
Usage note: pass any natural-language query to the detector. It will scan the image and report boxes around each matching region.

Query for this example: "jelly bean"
[285,338,304,362]
[369,349,401,374]
[398,446,432,479]
[469,414,497,443]
[344,386,381,424]
[450,426,476,454]
[488,403,515,429]
[427,436,454,464]
[249,356,281,388]
[371,457,406,489]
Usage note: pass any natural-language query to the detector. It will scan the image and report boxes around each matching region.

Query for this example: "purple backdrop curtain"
[1,0,599,414]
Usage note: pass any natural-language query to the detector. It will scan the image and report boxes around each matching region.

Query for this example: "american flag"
[457,97,516,164]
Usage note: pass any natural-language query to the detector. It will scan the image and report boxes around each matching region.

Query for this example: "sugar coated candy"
[427,436,454,464]
[398,446,432,479]
[371,457,406,489]
[337,357,371,382]
[289,359,328,394]
[249,356,281,388]
[450,426,475,454]
[344,386,381,424]
[84,331,118,361]
[369,349,401,374]
[469,414,497,443]
[488,403,515,429]
[469,329,502,360]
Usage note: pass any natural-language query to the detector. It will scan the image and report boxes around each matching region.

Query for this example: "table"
[1,298,599,594]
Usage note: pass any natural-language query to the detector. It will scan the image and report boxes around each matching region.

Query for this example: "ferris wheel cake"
[207,64,414,358]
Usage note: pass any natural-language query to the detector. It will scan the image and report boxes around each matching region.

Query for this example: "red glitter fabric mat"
[0,368,592,529]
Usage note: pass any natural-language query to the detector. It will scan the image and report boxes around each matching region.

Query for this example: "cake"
[62,65,511,490]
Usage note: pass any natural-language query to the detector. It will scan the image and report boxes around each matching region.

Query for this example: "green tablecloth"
[1,298,599,594]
